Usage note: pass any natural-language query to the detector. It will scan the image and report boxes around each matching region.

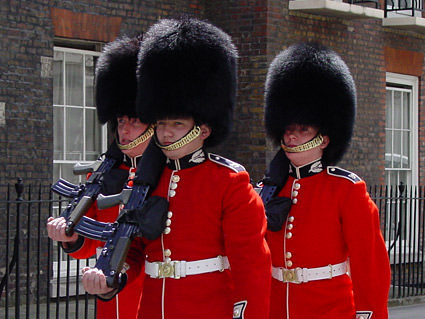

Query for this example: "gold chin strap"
[281,134,324,153]
[155,125,201,151]
[117,125,154,151]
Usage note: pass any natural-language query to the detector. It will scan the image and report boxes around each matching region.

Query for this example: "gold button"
[288,216,295,222]
[166,219,172,226]
[169,190,176,197]
[292,190,298,197]
[286,260,293,267]
[286,232,292,239]
[294,183,301,190]
[167,211,173,218]
[164,249,171,257]
[172,175,180,182]
[287,224,293,230]
[164,227,171,234]
[170,182,178,190]
[292,198,298,204]
[286,252,292,259]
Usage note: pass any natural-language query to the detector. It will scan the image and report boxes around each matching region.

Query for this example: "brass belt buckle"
[157,261,180,279]
[157,262,174,278]
[282,268,301,283]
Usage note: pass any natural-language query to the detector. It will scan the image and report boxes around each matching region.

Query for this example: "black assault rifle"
[73,141,167,288]
[259,149,292,232]
[51,142,123,236]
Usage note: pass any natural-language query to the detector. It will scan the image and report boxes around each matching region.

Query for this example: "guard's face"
[117,116,150,157]
[282,124,328,166]
[155,118,210,160]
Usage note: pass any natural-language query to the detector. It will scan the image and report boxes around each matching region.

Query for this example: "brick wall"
[205,0,269,183]
[2,1,425,185]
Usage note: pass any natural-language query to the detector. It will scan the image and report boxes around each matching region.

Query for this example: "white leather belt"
[272,261,347,284]
[145,255,230,279]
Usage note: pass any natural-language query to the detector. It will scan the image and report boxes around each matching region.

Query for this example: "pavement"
[389,302,425,319]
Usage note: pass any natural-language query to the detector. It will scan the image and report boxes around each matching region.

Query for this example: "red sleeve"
[222,171,271,319]
[69,203,120,260]
[124,236,145,284]
[341,181,391,319]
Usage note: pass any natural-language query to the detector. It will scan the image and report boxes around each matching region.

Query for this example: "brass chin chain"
[117,125,154,151]
[155,126,202,151]
[281,134,324,153]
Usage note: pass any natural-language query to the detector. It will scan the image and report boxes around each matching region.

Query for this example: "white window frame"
[385,72,418,187]
[53,47,107,184]
[52,46,107,293]
[385,72,419,264]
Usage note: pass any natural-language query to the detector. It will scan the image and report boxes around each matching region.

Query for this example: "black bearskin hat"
[264,42,356,165]
[95,36,142,128]
[136,17,238,147]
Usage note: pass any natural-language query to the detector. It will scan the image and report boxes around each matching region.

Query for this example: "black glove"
[121,196,169,240]
[265,196,292,232]
[101,168,129,195]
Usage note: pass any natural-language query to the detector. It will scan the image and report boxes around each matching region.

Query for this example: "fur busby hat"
[136,17,238,147]
[95,36,142,129]
[264,42,356,165]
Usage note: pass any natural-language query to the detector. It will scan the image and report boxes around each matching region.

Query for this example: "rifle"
[51,141,123,236]
[74,140,167,288]
[259,149,292,232]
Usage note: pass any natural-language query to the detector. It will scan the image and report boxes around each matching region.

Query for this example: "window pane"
[66,107,83,161]
[385,130,392,168]
[65,53,84,106]
[403,91,410,130]
[386,90,392,129]
[85,55,96,107]
[53,106,64,160]
[386,170,398,186]
[393,130,401,168]
[393,91,402,129]
[53,51,64,105]
[402,131,410,169]
[85,108,102,161]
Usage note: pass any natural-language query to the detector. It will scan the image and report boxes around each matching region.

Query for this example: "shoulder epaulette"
[208,153,246,173]
[327,166,362,183]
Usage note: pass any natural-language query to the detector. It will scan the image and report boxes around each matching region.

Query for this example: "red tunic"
[69,164,144,319]
[266,163,390,319]
[126,152,271,319]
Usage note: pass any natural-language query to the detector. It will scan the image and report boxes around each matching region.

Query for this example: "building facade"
[2,0,425,307]
[2,1,425,187]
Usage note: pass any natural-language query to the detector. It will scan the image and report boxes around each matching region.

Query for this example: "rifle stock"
[73,160,102,175]
[97,188,132,210]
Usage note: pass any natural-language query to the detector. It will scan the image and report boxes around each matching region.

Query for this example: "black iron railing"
[0,178,424,317]
[385,0,425,17]
[0,179,96,319]
[369,183,425,298]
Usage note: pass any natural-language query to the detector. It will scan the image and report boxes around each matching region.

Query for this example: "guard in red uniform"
[47,36,151,319]
[82,17,272,319]
[262,42,391,319]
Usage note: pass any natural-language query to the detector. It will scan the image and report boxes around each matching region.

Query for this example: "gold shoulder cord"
[281,134,324,153]
[155,126,201,151]
[117,125,155,151]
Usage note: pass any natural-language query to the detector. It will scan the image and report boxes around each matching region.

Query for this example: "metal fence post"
[14,178,23,318]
